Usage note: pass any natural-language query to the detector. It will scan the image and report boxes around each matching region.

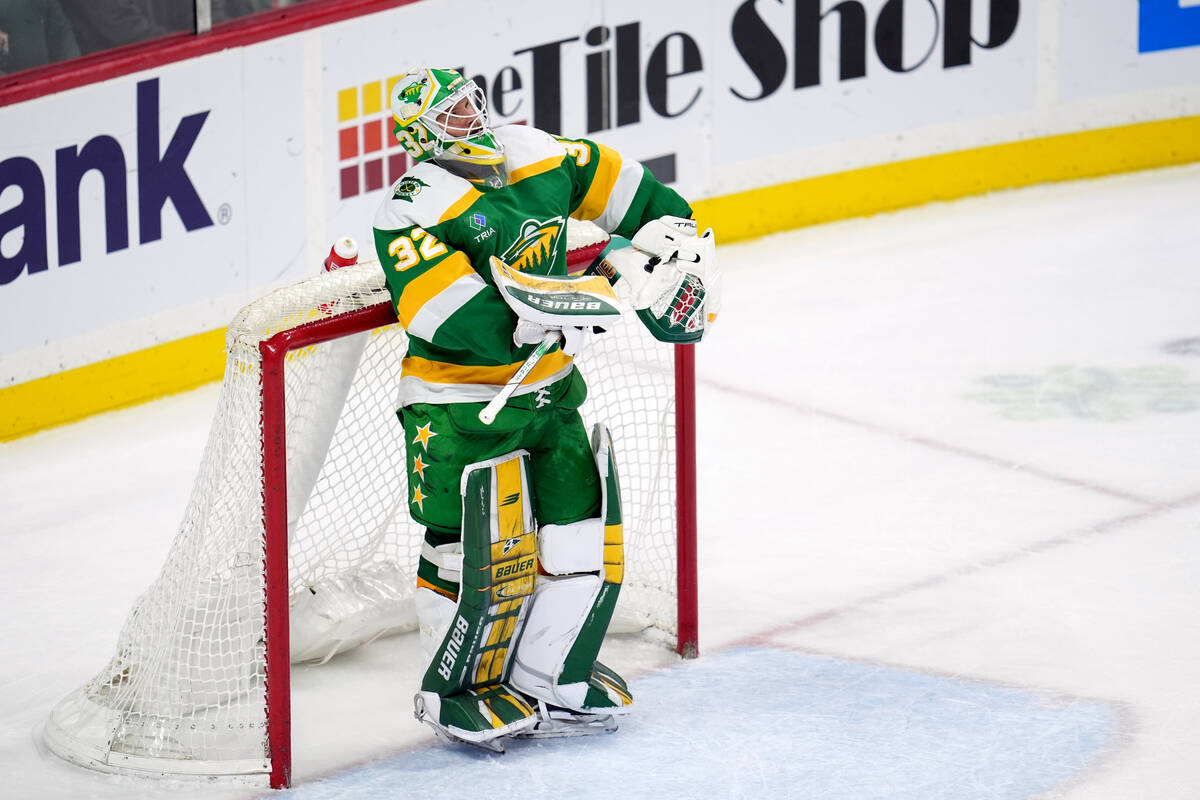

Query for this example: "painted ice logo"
[0,78,213,286]
[1139,0,1200,53]
[967,365,1200,421]
[501,216,565,273]
[393,176,429,202]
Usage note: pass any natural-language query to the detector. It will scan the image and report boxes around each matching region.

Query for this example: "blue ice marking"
[282,647,1117,799]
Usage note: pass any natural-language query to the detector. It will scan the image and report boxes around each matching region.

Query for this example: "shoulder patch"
[393,175,431,202]
[375,162,473,230]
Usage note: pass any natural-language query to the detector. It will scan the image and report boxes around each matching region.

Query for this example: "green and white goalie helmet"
[390,67,509,187]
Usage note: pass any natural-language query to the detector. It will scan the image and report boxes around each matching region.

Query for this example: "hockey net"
[43,223,697,787]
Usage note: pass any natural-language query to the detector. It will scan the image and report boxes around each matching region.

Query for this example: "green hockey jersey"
[372,124,691,407]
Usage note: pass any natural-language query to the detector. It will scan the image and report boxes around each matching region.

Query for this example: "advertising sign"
[1,0,1197,402]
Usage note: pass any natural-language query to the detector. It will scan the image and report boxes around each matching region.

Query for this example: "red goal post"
[44,230,698,789]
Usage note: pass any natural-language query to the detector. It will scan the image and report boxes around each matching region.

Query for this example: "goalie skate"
[413,688,534,754]
[515,699,620,739]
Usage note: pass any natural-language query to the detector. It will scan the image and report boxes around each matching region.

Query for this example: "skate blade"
[514,714,618,739]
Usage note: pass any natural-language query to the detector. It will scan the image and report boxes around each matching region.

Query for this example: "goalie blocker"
[414,425,630,750]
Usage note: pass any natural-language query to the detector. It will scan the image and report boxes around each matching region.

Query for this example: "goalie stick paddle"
[478,330,561,425]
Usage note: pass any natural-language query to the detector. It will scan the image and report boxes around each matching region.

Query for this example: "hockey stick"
[478,330,561,425]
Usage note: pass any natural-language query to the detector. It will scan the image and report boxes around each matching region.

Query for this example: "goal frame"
[257,284,699,788]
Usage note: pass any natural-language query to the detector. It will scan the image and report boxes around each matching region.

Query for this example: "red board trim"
[0,0,422,108]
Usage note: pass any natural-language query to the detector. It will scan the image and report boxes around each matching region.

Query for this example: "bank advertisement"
[1,0,1198,390]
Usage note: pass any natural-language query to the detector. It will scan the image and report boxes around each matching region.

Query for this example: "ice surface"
[285,647,1117,800]
[2,163,1197,799]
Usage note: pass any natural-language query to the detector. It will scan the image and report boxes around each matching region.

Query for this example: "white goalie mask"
[391,67,509,188]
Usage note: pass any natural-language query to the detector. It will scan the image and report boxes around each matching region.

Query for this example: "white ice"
[2,163,1198,799]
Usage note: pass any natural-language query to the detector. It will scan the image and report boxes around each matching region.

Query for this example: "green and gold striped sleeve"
[373,222,516,364]
[555,135,692,238]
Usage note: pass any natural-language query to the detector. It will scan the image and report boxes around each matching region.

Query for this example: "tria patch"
[470,212,487,230]
[393,176,430,202]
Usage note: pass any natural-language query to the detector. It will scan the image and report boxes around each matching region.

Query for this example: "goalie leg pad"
[509,424,633,714]
[415,450,539,743]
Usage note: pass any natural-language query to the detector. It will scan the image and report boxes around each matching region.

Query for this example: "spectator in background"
[0,0,79,74]
[58,0,190,56]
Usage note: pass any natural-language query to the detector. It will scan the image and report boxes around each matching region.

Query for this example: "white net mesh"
[44,229,681,780]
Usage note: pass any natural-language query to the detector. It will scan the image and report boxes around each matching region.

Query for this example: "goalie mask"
[391,67,509,188]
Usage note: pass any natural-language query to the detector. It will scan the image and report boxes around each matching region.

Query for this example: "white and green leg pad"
[414,450,540,750]
[510,424,633,731]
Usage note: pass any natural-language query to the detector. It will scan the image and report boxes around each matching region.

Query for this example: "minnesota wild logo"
[393,176,429,202]
[501,217,565,273]
[400,82,425,104]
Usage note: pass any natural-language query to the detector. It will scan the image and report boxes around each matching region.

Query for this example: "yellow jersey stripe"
[511,154,564,183]
[573,141,622,222]
[402,350,574,387]
[395,252,478,329]
[438,187,483,224]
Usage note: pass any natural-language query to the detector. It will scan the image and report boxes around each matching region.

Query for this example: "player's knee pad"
[421,538,464,585]
[415,535,462,660]
[509,424,632,714]
[415,586,457,661]
[538,517,604,574]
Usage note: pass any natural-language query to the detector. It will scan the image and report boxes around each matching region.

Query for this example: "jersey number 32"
[388,227,448,271]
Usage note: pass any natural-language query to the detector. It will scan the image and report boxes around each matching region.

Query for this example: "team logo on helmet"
[393,176,429,202]
[400,81,425,104]
[501,217,565,273]
[389,67,507,186]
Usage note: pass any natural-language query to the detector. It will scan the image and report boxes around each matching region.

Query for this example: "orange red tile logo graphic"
[336,77,412,199]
